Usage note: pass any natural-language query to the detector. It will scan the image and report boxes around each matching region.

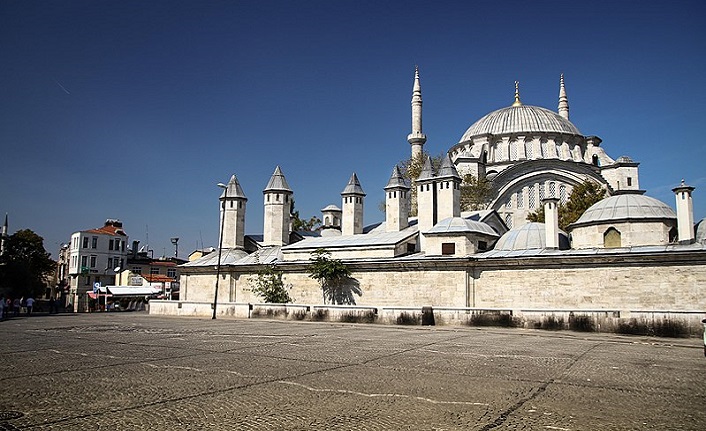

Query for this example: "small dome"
[573,194,676,227]
[696,218,706,244]
[427,217,499,237]
[321,204,341,212]
[493,222,569,251]
[459,105,581,142]
[615,155,634,163]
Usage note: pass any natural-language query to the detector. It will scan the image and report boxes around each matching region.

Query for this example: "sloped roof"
[341,173,365,196]
[264,166,292,193]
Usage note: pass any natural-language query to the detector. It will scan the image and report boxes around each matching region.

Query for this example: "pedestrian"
[26,296,34,316]
[0,294,5,320]
[13,298,20,317]
[55,297,61,313]
[49,296,55,314]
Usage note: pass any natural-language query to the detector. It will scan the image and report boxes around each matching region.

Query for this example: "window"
[505,214,513,229]
[83,237,89,248]
[90,255,97,268]
[92,237,97,249]
[505,196,512,209]
[81,256,87,267]
[516,190,523,209]
[509,141,517,160]
[627,177,632,187]
[132,266,142,275]
[528,185,536,209]
[109,239,114,251]
[539,182,545,201]
[560,184,567,204]
[167,268,177,278]
[525,141,533,159]
[108,258,113,269]
[441,243,455,255]
[549,182,556,197]
[604,228,621,248]
[150,267,160,275]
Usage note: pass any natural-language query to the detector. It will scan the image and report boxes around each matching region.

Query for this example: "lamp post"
[212,182,228,320]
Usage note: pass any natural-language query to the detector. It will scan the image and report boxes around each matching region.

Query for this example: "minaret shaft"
[558,74,570,120]
[407,66,427,160]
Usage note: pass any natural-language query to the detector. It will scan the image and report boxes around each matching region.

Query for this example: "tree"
[527,180,607,230]
[0,229,56,298]
[307,249,352,304]
[460,174,493,211]
[290,200,321,231]
[249,264,293,303]
[398,151,443,216]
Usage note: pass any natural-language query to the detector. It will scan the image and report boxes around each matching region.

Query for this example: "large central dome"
[459,105,582,142]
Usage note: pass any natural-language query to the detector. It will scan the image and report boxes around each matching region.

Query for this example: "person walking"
[0,295,5,320]
[25,296,34,316]
[13,298,20,317]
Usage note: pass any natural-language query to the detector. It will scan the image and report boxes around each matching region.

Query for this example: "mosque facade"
[155,69,706,327]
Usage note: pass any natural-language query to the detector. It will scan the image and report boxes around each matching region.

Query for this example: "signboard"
[129,276,143,286]
[93,282,101,294]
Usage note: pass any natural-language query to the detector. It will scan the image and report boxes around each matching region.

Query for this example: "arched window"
[592,154,599,166]
[509,141,517,160]
[505,214,513,229]
[528,184,536,209]
[603,227,621,248]
[669,227,678,243]
[525,141,533,159]
[559,184,567,204]
[482,151,488,164]
[516,190,523,209]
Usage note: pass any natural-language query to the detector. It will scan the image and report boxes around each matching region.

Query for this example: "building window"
[539,182,545,201]
[132,267,142,275]
[528,185,536,209]
[150,267,160,275]
[108,258,113,269]
[505,196,512,209]
[90,255,97,268]
[509,141,517,160]
[560,184,567,204]
[167,268,177,278]
[627,177,632,187]
[92,237,97,249]
[81,256,87,268]
[505,214,513,229]
[441,243,455,255]
[549,182,556,197]
[525,141,533,159]
[83,237,89,248]
[108,239,113,251]
[516,190,523,209]
[604,228,621,248]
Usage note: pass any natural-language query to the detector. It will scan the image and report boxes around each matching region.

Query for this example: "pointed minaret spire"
[407,66,427,160]
[512,81,522,107]
[558,73,570,120]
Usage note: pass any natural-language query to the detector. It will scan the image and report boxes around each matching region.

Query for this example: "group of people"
[0,295,38,320]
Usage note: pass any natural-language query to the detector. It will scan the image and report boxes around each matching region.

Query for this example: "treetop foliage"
[0,229,56,298]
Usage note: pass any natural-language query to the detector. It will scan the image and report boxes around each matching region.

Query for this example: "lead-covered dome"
[493,222,569,251]
[459,105,581,142]
[572,194,676,227]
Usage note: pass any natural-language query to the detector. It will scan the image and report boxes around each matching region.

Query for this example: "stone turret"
[543,197,560,249]
[219,175,247,249]
[341,173,365,235]
[263,166,292,246]
[407,66,427,160]
[672,180,695,244]
[435,155,461,221]
[384,166,411,232]
[416,156,436,236]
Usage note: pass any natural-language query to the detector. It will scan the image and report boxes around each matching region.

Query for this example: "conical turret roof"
[341,173,366,196]
[220,174,247,200]
[437,154,460,180]
[384,166,410,190]
[263,166,292,193]
[417,156,435,181]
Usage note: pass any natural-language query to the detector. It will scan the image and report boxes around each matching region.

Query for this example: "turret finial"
[512,81,522,106]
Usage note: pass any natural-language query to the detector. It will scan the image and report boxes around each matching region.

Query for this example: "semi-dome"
[459,105,581,142]
[493,222,569,251]
[572,194,676,227]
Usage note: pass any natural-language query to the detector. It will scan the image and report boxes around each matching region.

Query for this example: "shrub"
[569,314,594,332]
[469,311,517,328]
[311,309,329,321]
[339,310,377,324]
[396,312,420,325]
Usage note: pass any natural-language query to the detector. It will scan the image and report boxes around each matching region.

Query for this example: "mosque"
[156,68,706,327]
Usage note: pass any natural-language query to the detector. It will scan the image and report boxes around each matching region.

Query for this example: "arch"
[592,154,599,166]
[603,227,621,248]
[669,227,678,243]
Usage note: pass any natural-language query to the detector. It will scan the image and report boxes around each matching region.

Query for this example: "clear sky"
[2,0,705,258]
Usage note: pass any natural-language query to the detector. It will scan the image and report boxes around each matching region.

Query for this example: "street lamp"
[213,182,228,320]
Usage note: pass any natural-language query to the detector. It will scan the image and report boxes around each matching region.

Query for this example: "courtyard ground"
[0,313,704,430]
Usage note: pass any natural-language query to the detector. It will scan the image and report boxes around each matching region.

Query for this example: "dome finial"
[512,81,522,106]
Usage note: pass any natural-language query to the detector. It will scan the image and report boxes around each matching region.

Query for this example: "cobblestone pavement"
[0,313,704,430]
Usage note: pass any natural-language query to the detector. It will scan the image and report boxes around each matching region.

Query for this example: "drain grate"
[0,411,23,421]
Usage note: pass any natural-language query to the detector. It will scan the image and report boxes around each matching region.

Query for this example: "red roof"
[85,225,127,236]
[143,274,175,283]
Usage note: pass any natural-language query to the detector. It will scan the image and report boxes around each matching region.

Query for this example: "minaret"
[220,175,247,249]
[435,155,461,221]
[558,73,570,120]
[384,166,411,232]
[263,166,293,246]
[407,66,427,160]
[672,179,695,244]
[341,173,366,235]
[512,81,522,107]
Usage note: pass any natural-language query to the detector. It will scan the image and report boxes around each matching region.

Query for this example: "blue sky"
[1,0,705,258]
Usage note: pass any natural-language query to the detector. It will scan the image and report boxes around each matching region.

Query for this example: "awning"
[106,286,161,296]
[87,292,111,300]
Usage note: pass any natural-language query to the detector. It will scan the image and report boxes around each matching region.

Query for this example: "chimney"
[672,180,695,244]
[543,197,560,249]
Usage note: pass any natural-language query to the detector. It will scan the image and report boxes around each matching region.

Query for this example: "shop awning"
[106,286,161,296]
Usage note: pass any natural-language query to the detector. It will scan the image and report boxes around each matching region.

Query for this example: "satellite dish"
[114,267,121,273]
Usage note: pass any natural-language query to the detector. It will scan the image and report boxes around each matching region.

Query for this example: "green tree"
[307,249,352,304]
[460,174,493,211]
[0,229,56,297]
[290,200,321,231]
[249,264,292,303]
[527,180,607,230]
